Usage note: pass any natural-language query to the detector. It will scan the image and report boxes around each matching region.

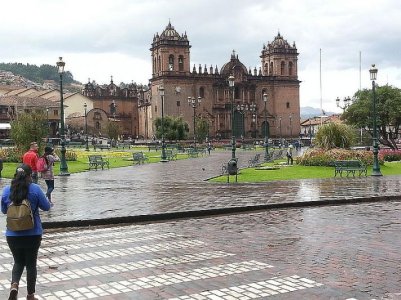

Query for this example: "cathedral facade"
[140,22,301,142]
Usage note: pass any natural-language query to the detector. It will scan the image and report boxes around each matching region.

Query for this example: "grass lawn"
[2,147,401,182]
[208,160,401,183]
[0,147,176,179]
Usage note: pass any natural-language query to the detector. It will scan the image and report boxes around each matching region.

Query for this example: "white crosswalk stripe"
[0,251,235,291]
[1,225,364,299]
[167,275,323,299]
[36,261,273,299]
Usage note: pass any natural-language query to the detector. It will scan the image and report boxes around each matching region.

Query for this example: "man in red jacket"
[22,142,39,183]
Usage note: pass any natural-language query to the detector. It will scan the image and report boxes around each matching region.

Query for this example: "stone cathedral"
[138,22,300,142]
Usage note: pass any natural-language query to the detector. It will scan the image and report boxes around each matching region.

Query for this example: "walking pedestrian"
[40,146,60,204]
[286,144,294,165]
[22,142,39,184]
[1,164,52,300]
[207,142,212,155]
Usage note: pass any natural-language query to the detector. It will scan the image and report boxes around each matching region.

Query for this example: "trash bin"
[227,158,238,175]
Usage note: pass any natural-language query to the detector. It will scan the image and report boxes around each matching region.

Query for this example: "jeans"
[45,180,55,200]
[7,235,42,295]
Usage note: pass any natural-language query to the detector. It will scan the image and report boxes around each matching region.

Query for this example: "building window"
[177,101,180,107]
[234,86,240,99]
[269,62,273,75]
[178,56,184,71]
[168,55,174,71]
[289,61,293,76]
[281,61,285,75]
[155,105,157,113]
[199,87,205,98]
[286,102,290,109]
[264,63,268,75]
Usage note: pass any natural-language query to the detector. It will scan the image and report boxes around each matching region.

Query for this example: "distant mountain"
[300,106,335,119]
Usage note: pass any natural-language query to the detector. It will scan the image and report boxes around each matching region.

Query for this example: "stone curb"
[42,194,400,229]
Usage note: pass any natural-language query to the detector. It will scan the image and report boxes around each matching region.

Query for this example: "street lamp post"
[236,103,248,145]
[46,107,50,146]
[263,93,269,160]
[336,96,351,110]
[56,57,69,176]
[279,116,282,146]
[188,96,201,149]
[370,64,382,176]
[159,86,168,162]
[228,75,236,159]
[84,103,89,151]
[249,102,257,141]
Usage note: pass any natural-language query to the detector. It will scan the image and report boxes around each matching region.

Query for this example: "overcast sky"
[1,0,401,112]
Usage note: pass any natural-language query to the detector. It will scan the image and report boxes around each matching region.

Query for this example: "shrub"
[0,147,77,162]
[297,148,383,166]
[315,123,356,149]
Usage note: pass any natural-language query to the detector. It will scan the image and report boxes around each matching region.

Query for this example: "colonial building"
[82,77,140,138]
[140,22,301,141]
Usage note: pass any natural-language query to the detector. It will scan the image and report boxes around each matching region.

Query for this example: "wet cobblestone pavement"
[0,201,399,299]
[1,150,401,226]
[1,150,401,299]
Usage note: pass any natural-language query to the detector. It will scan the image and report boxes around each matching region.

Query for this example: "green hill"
[0,62,80,85]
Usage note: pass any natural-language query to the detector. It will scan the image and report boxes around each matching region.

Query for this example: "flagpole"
[320,48,323,125]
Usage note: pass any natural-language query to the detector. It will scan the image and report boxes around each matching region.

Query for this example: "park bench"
[334,160,367,177]
[248,153,261,167]
[187,148,199,158]
[165,149,178,161]
[120,141,132,149]
[97,144,111,150]
[242,144,256,150]
[67,141,83,148]
[88,155,110,170]
[132,152,148,164]
[148,144,159,151]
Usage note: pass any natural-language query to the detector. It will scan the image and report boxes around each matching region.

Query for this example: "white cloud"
[1,0,401,113]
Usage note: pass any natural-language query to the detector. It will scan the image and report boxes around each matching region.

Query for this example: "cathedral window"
[169,55,174,71]
[234,86,240,99]
[264,63,268,75]
[286,102,290,109]
[269,62,273,75]
[178,56,184,71]
[281,61,285,75]
[289,61,293,76]
[199,87,205,98]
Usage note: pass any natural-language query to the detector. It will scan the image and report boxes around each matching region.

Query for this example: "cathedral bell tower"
[150,22,191,77]
[260,32,298,78]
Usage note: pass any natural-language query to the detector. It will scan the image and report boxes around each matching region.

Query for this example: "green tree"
[105,121,121,141]
[342,85,401,149]
[154,116,189,141]
[10,111,48,151]
[315,122,356,149]
[196,117,209,143]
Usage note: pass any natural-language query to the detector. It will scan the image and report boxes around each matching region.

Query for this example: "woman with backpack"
[1,164,52,300]
[40,146,60,204]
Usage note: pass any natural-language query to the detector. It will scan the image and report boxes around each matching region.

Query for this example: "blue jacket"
[1,183,51,236]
